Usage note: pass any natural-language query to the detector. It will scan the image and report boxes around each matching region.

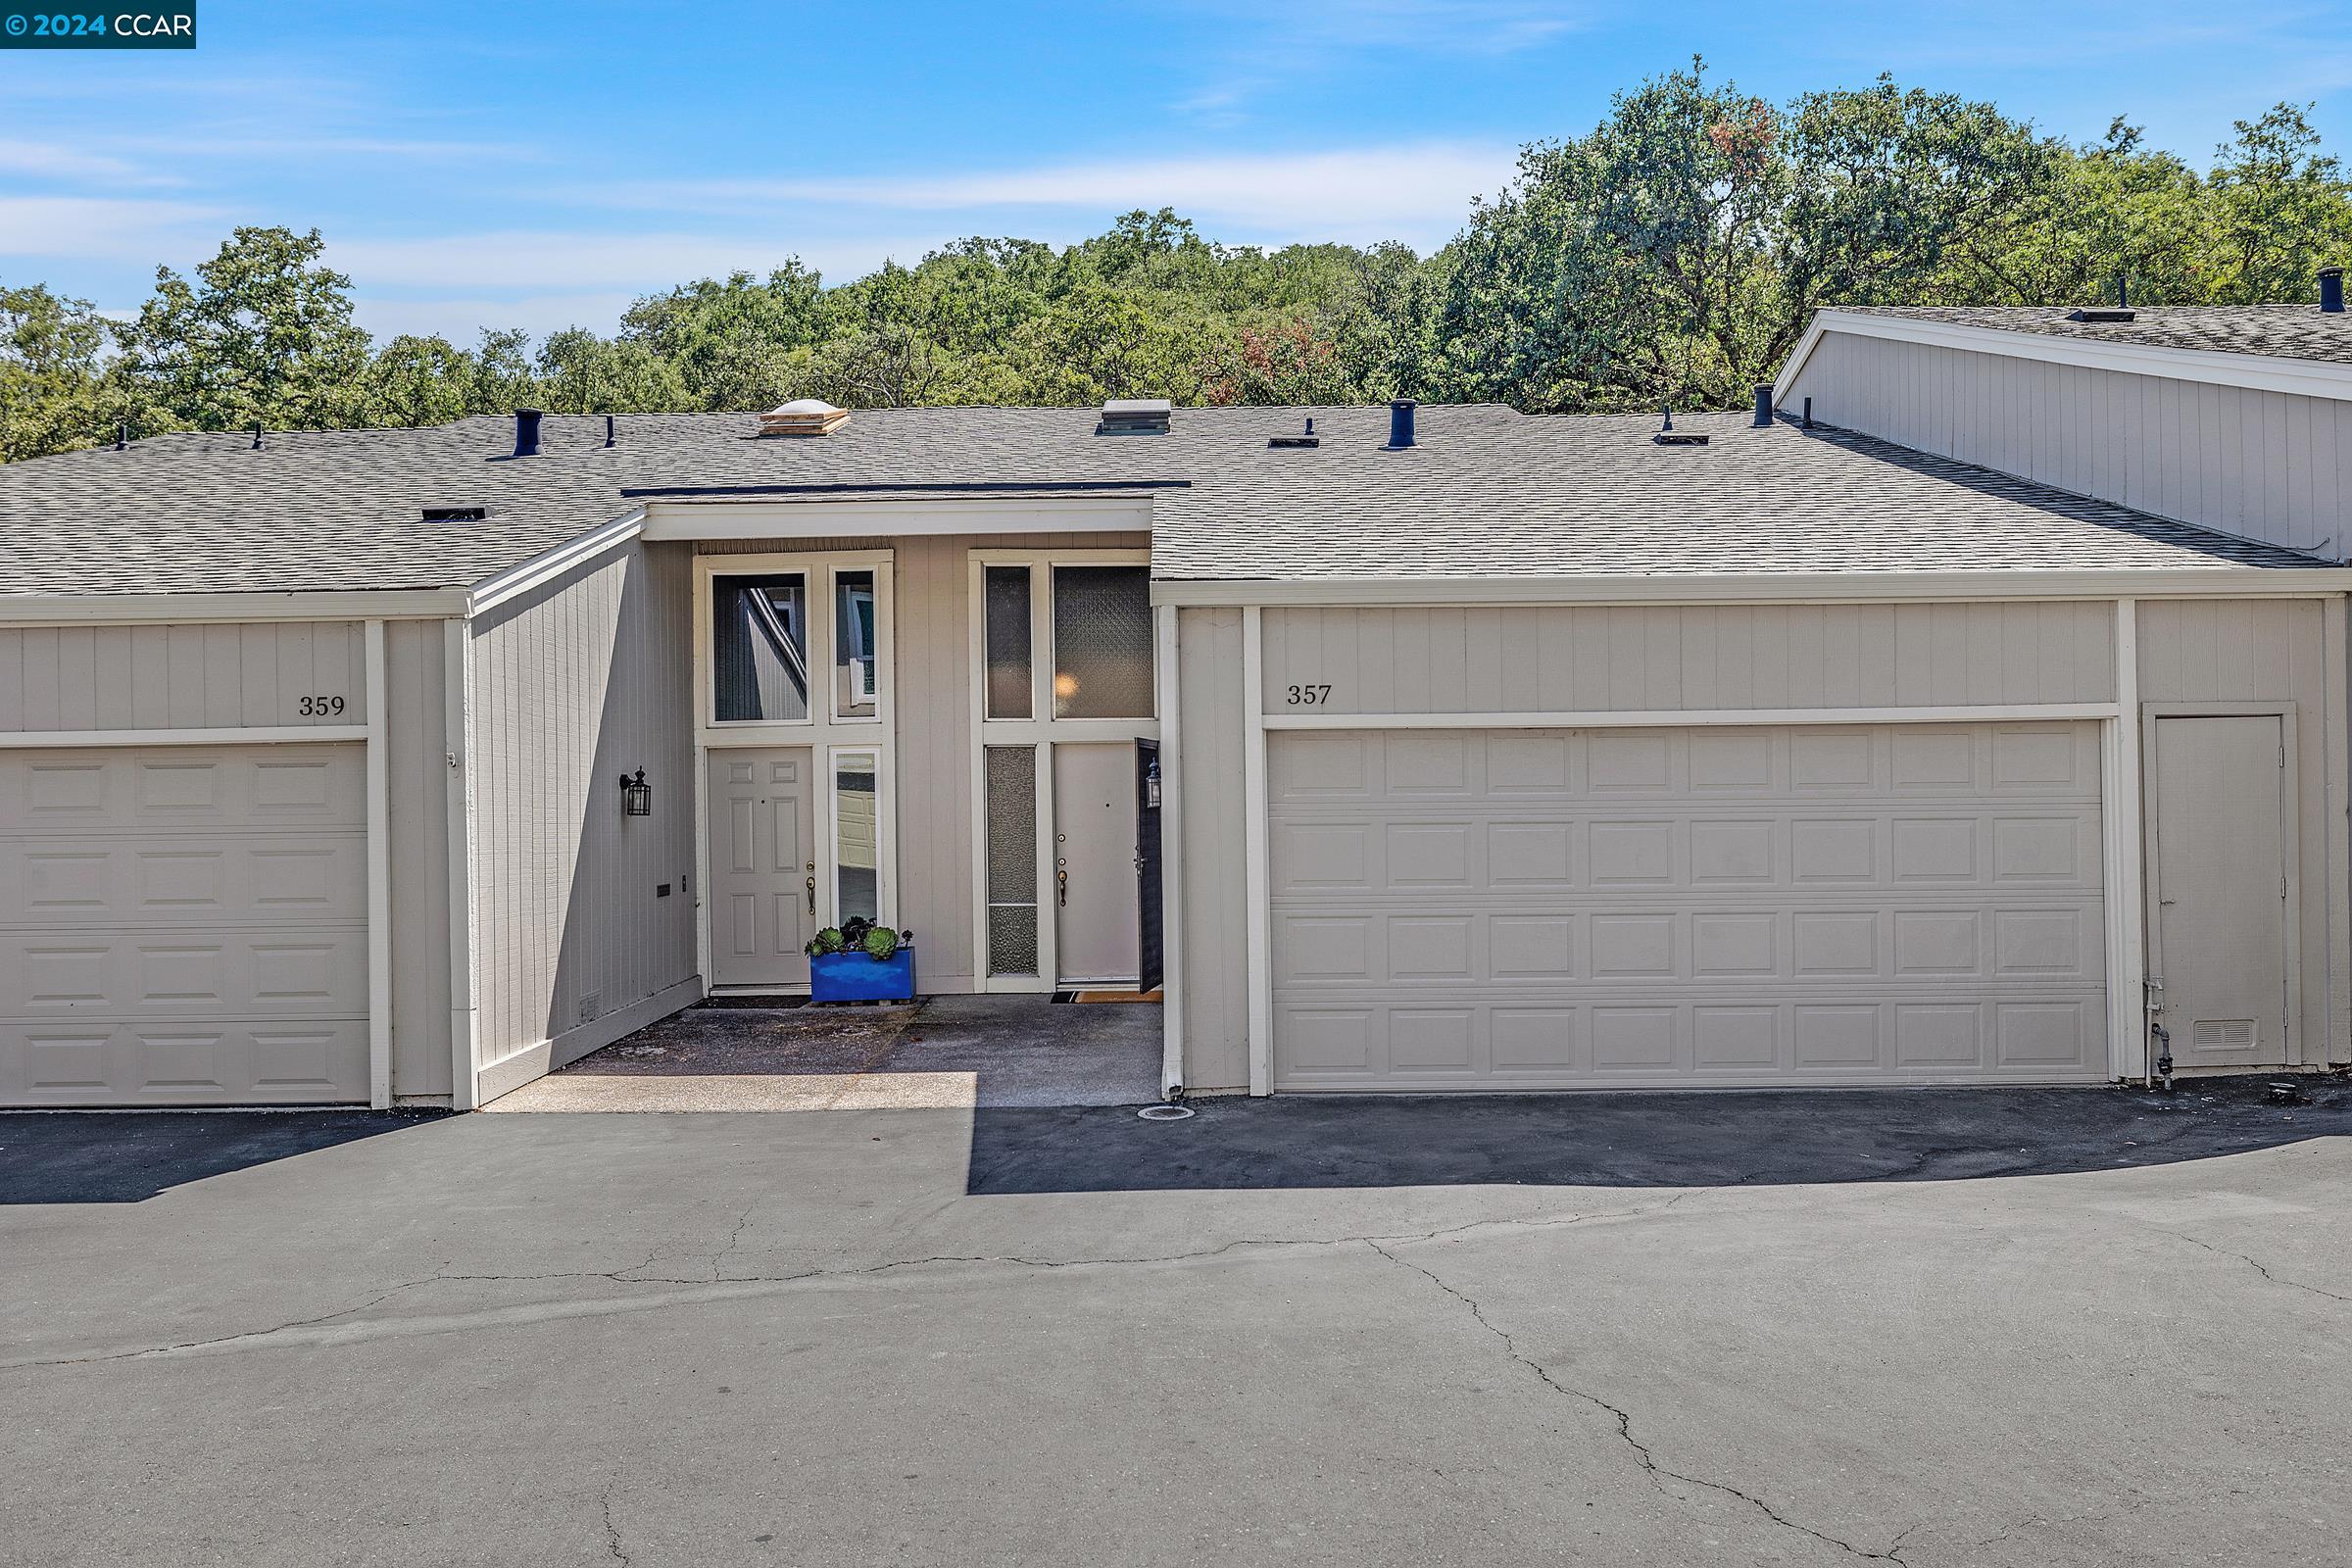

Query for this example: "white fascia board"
[641,494,1155,541]
[0,589,468,626]
[466,507,647,616]
[1152,568,2352,609]
[1776,310,2352,404]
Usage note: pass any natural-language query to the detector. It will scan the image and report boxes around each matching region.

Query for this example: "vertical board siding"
[697,532,1151,992]
[2138,598,2349,1062]
[0,620,367,731]
[1176,606,1251,1092]
[384,619,456,1098]
[1263,602,2116,714]
[466,542,698,1069]
[1788,331,2352,560]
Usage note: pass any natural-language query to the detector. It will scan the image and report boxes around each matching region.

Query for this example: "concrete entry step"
[483,994,1161,1113]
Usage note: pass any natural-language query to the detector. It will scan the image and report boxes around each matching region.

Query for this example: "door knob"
[806,875,816,916]
[1056,866,1068,907]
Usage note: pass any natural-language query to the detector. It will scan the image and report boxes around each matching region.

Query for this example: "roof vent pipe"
[251,423,263,450]
[513,408,543,458]
[2323,267,2344,314]
[2117,273,2129,310]
[1387,399,1416,449]
[1751,384,1774,426]
[604,414,616,449]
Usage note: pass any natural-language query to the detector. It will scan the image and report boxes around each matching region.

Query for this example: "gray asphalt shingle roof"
[1840,305,2352,366]
[0,403,2330,599]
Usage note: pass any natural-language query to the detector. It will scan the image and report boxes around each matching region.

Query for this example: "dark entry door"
[1134,738,1163,994]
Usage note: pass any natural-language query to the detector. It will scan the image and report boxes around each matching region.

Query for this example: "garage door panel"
[1,1018,368,1103]
[0,749,365,829]
[0,836,367,924]
[1,742,368,1106]
[0,928,367,1015]
[1271,723,2106,1090]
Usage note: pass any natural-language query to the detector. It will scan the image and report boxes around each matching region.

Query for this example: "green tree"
[364,334,479,428]
[115,225,374,432]
[0,283,114,460]
[2202,103,2352,302]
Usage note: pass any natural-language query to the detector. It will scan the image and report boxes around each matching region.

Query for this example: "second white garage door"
[1269,723,2106,1090]
[0,744,369,1106]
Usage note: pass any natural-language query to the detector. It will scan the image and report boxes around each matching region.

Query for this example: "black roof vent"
[2068,308,2135,323]
[421,506,489,523]
[1098,398,1171,435]
[2322,267,2343,314]
[512,408,543,458]
[1269,416,1319,450]
[1653,407,1707,446]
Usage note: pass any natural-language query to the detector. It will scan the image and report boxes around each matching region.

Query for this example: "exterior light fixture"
[619,768,652,817]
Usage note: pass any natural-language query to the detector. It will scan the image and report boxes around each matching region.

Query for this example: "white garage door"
[0,744,369,1106]
[1270,723,2107,1091]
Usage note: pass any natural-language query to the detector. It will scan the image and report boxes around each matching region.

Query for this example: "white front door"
[1053,743,1140,986]
[707,748,815,990]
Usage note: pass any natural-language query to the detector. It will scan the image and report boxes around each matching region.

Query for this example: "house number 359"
[1284,684,1334,706]
[299,695,346,716]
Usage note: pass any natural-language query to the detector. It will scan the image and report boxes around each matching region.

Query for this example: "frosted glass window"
[984,745,1038,975]
[1052,565,1152,719]
[711,574,808,722]
[835,751,880,924]
[985,565,1033,718]
[835,568,879,719]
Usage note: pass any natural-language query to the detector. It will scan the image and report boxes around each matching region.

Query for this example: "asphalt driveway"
[5,1080,2350,1567]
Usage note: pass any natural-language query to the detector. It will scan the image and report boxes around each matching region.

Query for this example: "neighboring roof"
[1838,305,2352,366]
[0,403,2334,600]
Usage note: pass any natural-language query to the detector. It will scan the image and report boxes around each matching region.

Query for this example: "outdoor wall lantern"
[619,768,653,817]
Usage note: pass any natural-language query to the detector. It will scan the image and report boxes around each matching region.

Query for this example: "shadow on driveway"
[966,1078,2352,1194]
[0,1110,446,1204]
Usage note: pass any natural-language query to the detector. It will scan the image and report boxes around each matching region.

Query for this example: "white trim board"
[466,508,646,616]
[0,724,371,748]
[364,620,393,1110]
[1264,703,2122,731]
[1153,570,2352,609]
[646,496,1155,541]
[0,590,466,626]
[1777,309,2352,405]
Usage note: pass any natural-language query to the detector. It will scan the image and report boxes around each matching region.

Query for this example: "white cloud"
[0,196,229,261]
[326,230,956,293]
[353,292,643,342]
[581,143,1514,248]
[0,139,177,185]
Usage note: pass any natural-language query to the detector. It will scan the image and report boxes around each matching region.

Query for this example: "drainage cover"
[1138,1103,1195,1121]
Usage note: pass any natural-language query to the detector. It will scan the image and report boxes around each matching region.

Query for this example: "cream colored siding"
[0,621,368,730]
[1261,603,2116,714]
[700,531,1151,992]
[1175,606,1251,1092]
[383,619,455,1100]
[2137,598,2350,1063]
[1786,331,2352,559]
[466,541,699,1093]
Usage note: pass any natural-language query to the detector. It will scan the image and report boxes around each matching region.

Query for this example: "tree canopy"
[6,68,2350,462]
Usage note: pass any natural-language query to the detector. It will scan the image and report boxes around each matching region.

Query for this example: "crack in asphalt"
[599,1481,631,1566]
[1361,1236,1912,1565]
[0,1200,1688,1371]
[2148,1226,2352,1306]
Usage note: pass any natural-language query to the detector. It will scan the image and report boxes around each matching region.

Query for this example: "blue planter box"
[809,946,916,1004]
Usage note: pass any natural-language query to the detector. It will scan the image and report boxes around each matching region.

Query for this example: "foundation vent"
[2191,1018,2258,1054]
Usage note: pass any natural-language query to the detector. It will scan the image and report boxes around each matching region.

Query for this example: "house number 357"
[1285,684,1333,706]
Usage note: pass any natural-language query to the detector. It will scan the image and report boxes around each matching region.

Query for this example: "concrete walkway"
[484,994,1162,1111]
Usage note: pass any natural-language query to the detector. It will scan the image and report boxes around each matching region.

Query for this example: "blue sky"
[3,0,2349,342]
